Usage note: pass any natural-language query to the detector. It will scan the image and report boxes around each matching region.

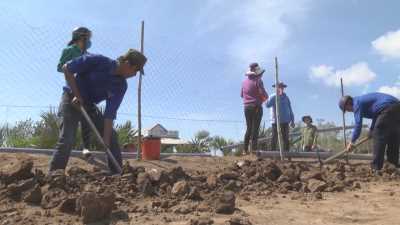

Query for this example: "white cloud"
[378,76,400,99]
[372,29,400,59]
[195,0,311,65]
[378,86,400,99]
[309,62,376,87]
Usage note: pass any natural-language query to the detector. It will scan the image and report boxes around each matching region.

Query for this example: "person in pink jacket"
[241,63,268,154]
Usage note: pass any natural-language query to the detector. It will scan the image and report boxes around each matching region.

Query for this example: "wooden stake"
[275,57,284,161]
[340,78,349,163]
[137,21,144,160]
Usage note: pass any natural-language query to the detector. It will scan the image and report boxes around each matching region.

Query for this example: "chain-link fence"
[0,7,368,154]
[0,7,263,151]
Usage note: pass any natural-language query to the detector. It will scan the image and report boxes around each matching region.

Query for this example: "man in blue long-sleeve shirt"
[266,82,295,152]
[50,49,147,174]
[339,92,400,170]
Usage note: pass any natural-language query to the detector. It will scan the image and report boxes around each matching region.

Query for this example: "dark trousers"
[271,123,290,152]
[81,119,92,150]
[50,92,122,174]
[371,103,400,170]
[58,95,91,150]
[244,105,263,152]
[58,116,92,150]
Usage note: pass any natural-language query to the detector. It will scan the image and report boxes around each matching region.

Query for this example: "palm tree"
[32,108,60,148]
[0,125,7,147]
[190,130,212,152]
[4,119,36,147]
[115,120,137,148]
[210,135,228,149]
[210,135,234,155]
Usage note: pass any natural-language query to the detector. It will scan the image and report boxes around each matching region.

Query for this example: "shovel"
[322,136,370,164]
[79,105,122,174]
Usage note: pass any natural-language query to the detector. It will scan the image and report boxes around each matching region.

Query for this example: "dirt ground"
[0,152,399,225]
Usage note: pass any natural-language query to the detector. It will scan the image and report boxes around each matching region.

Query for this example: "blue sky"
[1,0,400,141]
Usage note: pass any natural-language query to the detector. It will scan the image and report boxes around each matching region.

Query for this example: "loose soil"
[0,153,399,225]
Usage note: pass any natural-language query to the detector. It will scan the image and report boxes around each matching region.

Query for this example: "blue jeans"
[50,92,122,174]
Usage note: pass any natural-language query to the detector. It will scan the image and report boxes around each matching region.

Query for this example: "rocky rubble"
[0,157,399,224]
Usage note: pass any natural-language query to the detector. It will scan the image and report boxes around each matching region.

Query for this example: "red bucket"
[141,137,161,160]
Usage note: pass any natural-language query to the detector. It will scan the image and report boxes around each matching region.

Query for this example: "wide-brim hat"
[272,82,287,88]
[247,62,265,76]
[302,115,313,123]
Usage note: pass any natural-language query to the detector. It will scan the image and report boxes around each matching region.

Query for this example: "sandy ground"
[0,152,399,225]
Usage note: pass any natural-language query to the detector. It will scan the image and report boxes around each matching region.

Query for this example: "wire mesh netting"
[0,6,371,154]
[0,6,263,150]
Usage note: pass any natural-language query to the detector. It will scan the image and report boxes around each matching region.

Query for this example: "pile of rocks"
[1,157,399,224]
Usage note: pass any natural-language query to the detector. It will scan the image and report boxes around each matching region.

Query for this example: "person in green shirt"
[57,27,93,158]
[301,115,318,152]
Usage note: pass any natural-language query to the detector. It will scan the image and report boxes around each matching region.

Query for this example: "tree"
[0,125,7,147]
[210,135,228,149]
[210,135,234,156]
[190,130,212,152]
[175,130,213,153]
[316,121,342,151]
[31,108,60,148]
[3,119,36,147]
[175,144,198,153]
[115,120,137,152]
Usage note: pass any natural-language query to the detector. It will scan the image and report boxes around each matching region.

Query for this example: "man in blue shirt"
[50,49,147,174]
[266,82,295,152]
[339,92,400,170]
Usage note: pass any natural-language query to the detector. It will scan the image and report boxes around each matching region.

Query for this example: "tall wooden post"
[275,57,284,160]
[137,21,144,160]
[340,78,349,163]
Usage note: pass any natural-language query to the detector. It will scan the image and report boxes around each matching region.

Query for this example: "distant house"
[143,124,188,146]
[143,124,181,139]
[127,124,188,153]
[125,124,188,153]
[143,124,169,138]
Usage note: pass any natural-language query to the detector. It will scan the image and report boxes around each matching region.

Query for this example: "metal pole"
[275,57,284,160]
[137,21,144,160]
[340,78,349,163]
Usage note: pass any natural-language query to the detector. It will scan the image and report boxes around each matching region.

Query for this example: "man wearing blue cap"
[339,92,400,171]
[50,49,147,174]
